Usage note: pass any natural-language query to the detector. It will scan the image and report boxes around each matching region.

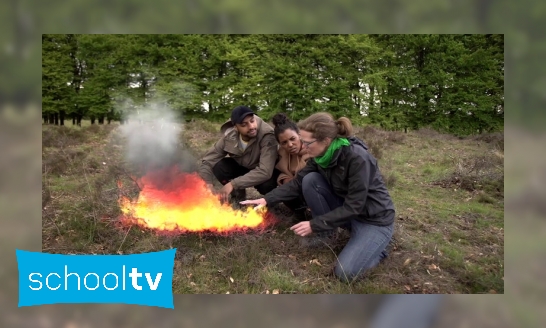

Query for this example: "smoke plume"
[117,100,197,174]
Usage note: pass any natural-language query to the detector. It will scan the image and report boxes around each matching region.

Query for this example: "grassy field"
[41,119,504,294]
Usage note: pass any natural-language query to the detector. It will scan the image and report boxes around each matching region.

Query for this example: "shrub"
[436,151,504,198]
[354,125,406,160]
[471,132,504,151]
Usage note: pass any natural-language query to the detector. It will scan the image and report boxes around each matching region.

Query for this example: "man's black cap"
[230,106,255,124]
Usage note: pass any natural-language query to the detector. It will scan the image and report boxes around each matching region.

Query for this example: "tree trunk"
[59,110,65,126]
[369,85,375,113]
[98,116,104,124]
[54,113,59,125]
[91,117,95,124]
[72,116,76,125]
[77,115,82,127]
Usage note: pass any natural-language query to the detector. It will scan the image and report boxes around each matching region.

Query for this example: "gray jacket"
[197,116,278,189]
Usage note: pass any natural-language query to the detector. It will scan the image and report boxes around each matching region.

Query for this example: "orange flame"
[118,166,275,235]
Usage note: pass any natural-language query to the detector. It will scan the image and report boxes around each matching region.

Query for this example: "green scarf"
[314,137,350,168]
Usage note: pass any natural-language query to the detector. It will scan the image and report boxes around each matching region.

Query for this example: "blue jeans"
[302,172,394,282]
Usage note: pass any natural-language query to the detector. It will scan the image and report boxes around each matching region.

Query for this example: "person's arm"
[309,155,373,232]
[277,172,293,185]
[230,134,278,189]
[275,149,295,186]
[242,163,312,209]
[197,138,227,185]
[264,159,316,205]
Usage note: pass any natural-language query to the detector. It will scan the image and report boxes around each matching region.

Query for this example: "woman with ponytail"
[242,112,396,283]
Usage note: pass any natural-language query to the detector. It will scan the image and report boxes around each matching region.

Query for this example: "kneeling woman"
[242,112,396,282]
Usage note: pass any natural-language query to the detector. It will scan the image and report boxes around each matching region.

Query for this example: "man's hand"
[218,182,234,203]
[240,198,267,210]
[290,221,312,237]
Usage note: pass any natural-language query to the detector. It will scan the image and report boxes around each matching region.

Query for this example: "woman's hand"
[290,221,312,237]
[239,198,267,210]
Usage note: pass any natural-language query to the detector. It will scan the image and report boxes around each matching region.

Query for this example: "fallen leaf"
[190,282,196,286]
[403,258,411,266]
[265,290,270,294]
[428,264,438,271]
[199,255,206,261]
[226,291,230,294]
[310,259,322,266]
[404,285,411,291]
[229,277,234,283]
[288,254,296,260]
[272,289,280,294]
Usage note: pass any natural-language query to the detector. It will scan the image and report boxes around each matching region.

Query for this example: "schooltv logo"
[16,249,176,308]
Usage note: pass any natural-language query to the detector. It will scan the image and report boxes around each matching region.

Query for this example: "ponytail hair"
[298,112,353,141]
[336,117,353,137]
[271,113,299,142]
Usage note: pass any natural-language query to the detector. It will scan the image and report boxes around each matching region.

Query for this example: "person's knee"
[334,261,368,283]
[302,172,321,193]
[211,160,229,184]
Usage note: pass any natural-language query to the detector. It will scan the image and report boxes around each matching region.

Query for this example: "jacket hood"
[220,120,234,135]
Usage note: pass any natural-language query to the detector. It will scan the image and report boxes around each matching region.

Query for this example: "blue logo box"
[16,248,176,308]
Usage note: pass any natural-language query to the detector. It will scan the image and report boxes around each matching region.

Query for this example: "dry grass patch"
[41,121,504,294]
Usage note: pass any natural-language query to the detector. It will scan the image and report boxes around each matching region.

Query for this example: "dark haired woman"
[270,113,310,220]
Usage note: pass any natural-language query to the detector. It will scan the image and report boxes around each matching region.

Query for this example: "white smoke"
[117,100,195,172]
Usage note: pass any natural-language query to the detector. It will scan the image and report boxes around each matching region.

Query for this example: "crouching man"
[197,105,280,203]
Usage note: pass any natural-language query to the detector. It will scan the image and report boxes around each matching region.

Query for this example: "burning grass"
[42,121,504,294]
[117,166,278,235]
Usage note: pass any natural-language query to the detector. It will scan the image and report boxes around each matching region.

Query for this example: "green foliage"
[370,34,504,135]
[42,35,77,118]
[42,34,503,134]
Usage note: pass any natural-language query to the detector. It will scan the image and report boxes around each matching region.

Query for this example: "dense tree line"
[42,34,503,135]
